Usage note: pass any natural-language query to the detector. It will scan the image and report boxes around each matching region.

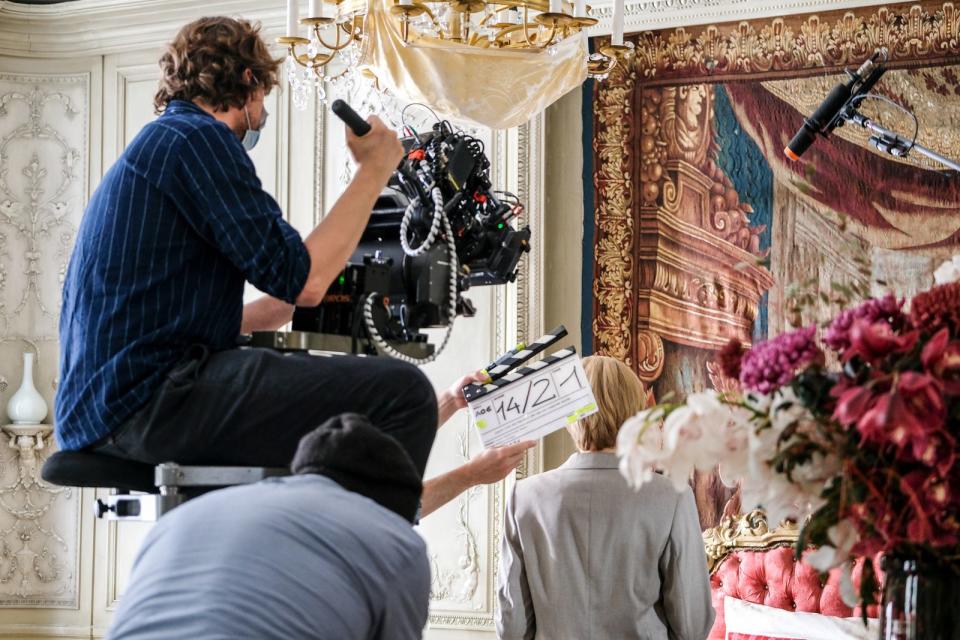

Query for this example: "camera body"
[288,122,531,359]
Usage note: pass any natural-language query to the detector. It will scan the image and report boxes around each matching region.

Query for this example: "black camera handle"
[331,100,372,137]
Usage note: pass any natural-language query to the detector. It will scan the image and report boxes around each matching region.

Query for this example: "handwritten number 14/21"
[493,375,561,420]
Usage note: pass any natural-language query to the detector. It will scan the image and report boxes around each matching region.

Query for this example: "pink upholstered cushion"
[707,546,882,640]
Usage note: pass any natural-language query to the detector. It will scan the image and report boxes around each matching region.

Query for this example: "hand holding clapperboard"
[462,326,599,448]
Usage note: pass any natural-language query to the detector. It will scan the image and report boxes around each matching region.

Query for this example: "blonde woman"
[495,355,714,640]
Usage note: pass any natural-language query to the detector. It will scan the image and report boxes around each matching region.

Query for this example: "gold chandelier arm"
[492,23,524,45]
[521,5,535,46]
[339,16,364,38]
[277,38,311,67]
[317,21,355,51]
[418,2,438,23]
[518,6,556,48]
[539,23,557,47]
[587,48,619,78]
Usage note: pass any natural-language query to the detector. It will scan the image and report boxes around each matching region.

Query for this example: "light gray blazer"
[495,452,714,640]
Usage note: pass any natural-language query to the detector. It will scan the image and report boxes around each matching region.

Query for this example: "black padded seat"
[42,451,156,493]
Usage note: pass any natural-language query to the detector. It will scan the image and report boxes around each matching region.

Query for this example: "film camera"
[251,101,530,362]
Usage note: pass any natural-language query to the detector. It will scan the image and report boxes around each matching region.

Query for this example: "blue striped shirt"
[56,100,310,451]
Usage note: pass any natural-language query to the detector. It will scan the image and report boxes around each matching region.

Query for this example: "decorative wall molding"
[0,0,287,58]
[0,0,907,56]
[0,424,76,608]
[586,0,907,36]
[0,71,89,610]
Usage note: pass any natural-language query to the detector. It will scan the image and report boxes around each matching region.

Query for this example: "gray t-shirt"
[107,474,430,640]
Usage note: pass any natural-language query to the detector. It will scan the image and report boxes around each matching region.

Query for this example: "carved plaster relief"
[0,72,87,608]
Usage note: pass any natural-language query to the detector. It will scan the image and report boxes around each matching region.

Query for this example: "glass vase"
[880,555,960,640]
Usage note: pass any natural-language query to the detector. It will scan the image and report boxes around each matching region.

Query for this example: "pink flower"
[843,319,918,364]
[739,326,822,394]
[824,294,904,354]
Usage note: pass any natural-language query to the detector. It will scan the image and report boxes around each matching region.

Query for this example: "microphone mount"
[842,105,960,173]
[787,47,959,172]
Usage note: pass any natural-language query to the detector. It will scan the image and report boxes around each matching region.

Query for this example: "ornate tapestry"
[590,0,960,528]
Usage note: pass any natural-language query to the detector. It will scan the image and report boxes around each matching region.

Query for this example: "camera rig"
[250,104,531,363]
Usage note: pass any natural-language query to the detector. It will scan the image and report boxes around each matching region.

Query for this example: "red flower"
[833,383,879,429]
[900,471,959,547]
[911,282,960,335]
[900,472,936,544]
[843,320,918,364]
[855,373,947,466]
[921,328,960,394]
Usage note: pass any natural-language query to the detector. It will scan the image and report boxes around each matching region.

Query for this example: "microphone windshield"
[784,82,852,161]
[785,126,815,161]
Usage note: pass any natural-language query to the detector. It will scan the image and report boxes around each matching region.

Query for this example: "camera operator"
[55,16,529,502]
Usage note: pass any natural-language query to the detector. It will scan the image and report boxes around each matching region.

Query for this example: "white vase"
[7,352,48,425]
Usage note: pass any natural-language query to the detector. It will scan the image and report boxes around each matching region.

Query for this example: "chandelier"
[277,0,632,113]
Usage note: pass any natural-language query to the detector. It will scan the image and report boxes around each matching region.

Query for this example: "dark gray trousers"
[92,346,438,476]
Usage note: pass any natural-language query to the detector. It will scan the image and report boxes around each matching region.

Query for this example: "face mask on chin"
[241,102,268,151]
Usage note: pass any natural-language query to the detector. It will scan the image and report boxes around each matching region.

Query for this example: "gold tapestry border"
[633,1,960,81]
[591,1,960,375]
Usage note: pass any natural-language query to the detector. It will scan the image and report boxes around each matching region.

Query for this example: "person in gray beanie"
[108,414,431,640]
[290,412,423,522]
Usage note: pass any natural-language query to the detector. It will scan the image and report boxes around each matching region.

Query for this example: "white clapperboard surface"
[463,347,599,448]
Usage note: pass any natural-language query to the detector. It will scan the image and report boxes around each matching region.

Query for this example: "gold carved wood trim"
[701,509,800,575]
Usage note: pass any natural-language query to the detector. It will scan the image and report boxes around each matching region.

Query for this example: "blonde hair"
[567,355,647,451]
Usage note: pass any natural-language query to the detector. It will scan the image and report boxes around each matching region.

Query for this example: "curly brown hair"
[154,17,283,114]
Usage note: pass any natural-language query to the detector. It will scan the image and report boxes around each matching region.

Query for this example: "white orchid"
[657,392,731,489]
[616,406,667,488]
[618,390,754,492]
[805,518,859,573]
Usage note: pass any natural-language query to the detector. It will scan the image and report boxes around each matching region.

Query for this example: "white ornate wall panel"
[0,55,101,636]
[0,68,86,609]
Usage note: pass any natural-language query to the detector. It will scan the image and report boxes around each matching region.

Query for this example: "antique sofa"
[701,510,880,640]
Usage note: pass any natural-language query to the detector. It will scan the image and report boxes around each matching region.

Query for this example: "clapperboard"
[463,326,599,448]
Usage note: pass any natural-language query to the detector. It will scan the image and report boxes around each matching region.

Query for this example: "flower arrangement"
[617,257,960,607]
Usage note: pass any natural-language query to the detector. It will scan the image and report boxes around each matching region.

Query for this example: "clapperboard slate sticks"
[464,341,599,448]
[480,325,569,381]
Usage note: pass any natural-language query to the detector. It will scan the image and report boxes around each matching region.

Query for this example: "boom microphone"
[784,51,887,161]
[784,83,851,160]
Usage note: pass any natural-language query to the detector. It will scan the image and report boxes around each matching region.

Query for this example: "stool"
[41,451,287,522]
